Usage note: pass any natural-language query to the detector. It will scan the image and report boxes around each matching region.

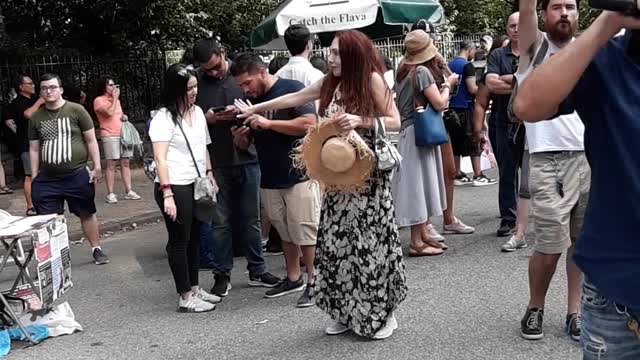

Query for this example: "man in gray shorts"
[516,0,590,342]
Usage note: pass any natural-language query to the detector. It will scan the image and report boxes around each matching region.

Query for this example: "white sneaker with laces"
[373,314,398,340]
[501,235,528,252]
[443,217,475,235]
[325,321,350,335]
[106,193,118,204]
[124,190,142,200]
[194,287,222,304]
[425,224,445,242]
[178,294,215,313]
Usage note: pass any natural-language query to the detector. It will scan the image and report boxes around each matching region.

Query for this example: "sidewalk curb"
[68,210,163,241]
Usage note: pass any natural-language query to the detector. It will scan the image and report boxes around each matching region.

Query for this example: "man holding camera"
[514,6,640,358]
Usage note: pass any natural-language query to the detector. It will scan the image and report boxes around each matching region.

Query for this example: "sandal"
[0,187,13,195]
[26,208,37,216]
[409,242,444,257]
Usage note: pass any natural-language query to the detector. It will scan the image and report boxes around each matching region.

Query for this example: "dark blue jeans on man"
[211,163,266,276]
[581,279,640,359]
[495,122,524,225]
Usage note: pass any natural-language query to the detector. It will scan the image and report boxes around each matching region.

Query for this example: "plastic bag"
[19,302,82,337]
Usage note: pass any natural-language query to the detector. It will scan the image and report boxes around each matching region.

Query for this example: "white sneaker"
[194,287,222,304]
[443,217,475,235]
[325,321,350,335]
[178,294,215,313]
[425,224,445,242]
[106,193,118,204]
[501,235,528,252]
[124,190,142,200]
[373,314,398,340]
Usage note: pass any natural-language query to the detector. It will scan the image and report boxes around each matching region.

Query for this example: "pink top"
[93,95,123,137]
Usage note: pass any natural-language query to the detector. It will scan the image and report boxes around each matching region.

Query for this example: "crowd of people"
[0,0,638,356]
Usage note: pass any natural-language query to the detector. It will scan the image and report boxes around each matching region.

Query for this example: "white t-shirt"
[516,33,584,154]
[148,106,211,185]
[275,56,324,87]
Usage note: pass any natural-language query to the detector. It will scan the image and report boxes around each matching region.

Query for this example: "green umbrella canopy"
[251,0,444,50]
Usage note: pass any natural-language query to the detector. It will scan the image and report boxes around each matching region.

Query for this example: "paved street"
[8,180,582,360]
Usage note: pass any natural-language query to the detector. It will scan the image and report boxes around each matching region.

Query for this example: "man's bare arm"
[519,0,543,71]
[514,12,624,122]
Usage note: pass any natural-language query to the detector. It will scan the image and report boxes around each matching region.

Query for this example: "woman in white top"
[149,64,220,313]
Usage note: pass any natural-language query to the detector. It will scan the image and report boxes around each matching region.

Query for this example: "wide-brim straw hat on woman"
[292,118,374,193]
[403,30,440,65]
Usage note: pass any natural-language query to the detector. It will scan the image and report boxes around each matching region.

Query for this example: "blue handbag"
[412,68,449,147]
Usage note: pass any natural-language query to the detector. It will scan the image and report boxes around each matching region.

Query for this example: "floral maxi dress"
[312,93,408,338]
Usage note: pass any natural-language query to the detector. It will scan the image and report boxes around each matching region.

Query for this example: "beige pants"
[529,151,591,255]
[261,181,321,246]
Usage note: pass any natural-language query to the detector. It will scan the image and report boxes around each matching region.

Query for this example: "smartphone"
[210,106,227,113]
[236,118,247,128]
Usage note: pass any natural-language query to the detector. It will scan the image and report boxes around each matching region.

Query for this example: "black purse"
[175,117,217,224]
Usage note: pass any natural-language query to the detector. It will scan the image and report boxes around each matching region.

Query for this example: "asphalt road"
[8,181,582,360]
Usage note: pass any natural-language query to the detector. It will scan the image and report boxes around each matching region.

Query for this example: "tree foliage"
[0,0,603,57]
[0,0,280,56]
[440,0,600,37]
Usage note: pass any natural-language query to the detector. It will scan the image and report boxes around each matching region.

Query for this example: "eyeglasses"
[40,85,60,93]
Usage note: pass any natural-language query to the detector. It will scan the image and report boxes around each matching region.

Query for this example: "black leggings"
[154,183,201,294]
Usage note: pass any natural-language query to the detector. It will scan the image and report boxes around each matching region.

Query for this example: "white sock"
[92,246,102,252]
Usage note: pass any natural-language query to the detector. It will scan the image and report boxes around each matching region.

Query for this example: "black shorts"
[445,109,482,157]
[32,167,97,218]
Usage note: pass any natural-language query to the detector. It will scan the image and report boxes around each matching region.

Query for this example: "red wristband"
[159,184,171,192]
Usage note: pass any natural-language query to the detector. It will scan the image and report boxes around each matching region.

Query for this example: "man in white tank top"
[515,0,591,343]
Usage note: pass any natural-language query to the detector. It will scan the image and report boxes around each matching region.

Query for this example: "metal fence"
[269,33,480,69]
[0,54,166,125]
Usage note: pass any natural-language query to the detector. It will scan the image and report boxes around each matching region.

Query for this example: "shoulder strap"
[174,112,202,178]
[532,38,550,68]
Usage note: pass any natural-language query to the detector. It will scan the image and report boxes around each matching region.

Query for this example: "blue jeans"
[581,279,640,359]
[495,122,524,223]
[211,163,266,276]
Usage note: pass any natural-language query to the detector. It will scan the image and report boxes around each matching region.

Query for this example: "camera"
[589,0,640,17]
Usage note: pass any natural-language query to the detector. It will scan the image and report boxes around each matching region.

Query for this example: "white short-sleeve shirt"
[275,56,324,87]
[148,106,211,185]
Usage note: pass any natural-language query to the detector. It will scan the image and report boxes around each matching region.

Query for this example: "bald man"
[485,12,523,238]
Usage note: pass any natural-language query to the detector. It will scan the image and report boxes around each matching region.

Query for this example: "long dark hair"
[396,57,445,89]
[159,63,197,123]
[318,30,390,117]
[490,36,509,53]
[95,76,113,97]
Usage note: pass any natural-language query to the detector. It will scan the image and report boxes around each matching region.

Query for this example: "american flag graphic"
[40,117,72,165]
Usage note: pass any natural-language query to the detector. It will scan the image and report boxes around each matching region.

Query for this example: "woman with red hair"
[236,30,407,340]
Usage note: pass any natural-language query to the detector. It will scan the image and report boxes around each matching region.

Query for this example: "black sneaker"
[92,248,110,265]
[211,273,232,297]
[521,308,544,340]
[566,313,582,341]
[249,272,281,288]
[453,173,473,186]
[264,277,305,298]
[263,246,284,256]
[472,174,497,187]
[296,285,314,308]
[497,220,516,237]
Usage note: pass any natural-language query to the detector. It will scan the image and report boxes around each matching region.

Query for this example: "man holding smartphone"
[514,9,640,359]
[192,38,280,297]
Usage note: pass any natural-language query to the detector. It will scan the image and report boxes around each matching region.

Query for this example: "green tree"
[0,0,280,56]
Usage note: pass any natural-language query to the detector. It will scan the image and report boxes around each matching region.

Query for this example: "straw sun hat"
[403,30,440,65]
[292,119,374,193]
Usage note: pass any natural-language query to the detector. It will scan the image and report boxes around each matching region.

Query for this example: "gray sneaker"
[296,286,314,308]
[501,235,528,252]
